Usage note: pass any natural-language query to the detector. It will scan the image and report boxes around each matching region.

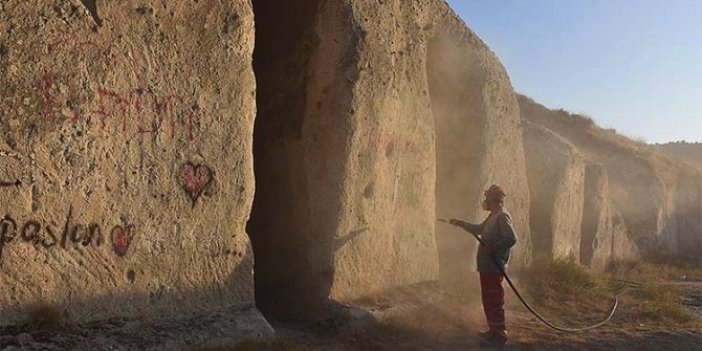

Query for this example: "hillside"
[657,142,702,171]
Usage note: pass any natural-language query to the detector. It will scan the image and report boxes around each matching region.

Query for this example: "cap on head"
[484,184,506,204]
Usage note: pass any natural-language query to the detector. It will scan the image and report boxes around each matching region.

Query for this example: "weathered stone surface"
[250,0,441,313]
[0,0,268,332]
[581,163,638,271]
[428,3,532,286]
[673,170,702,261]
[249,0,442,316]
[524,122,584,260]
[329,0,440,301]
[519,95,701,263]
[7,0,695,339]
[0,0,533,328]
[249,0,532,314]
[610,210,640,263]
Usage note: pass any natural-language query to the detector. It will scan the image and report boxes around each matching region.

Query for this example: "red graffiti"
[179,163,214,205]
[35,78,204,140]
[90,87,203,140]
[33,27,205,141]
[111,224,135,257]
[37,72,58,121]
[361,132,421,155]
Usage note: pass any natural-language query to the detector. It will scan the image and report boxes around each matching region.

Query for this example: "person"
[449,184,517,350]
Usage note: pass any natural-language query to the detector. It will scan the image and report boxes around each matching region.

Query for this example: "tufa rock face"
[250,0,444,317]
[524,122,584,260]
[8,0,692,335]
[248,0,533,316]
[581,163,638,271]
[523,120,640,271]
[1,0,534,327]
[0,0,269,331]
[672,170,702,261]
[519,95,700,263]
[428,3,532,287]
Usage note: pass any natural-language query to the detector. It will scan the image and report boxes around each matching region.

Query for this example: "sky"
[445,0,702,143]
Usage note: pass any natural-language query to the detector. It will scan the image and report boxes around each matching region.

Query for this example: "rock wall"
[0,0,271,332]
[581,163,638,271]
[0,0,534,328]
[331,0,533,297]
[7,0,690,336]
[672,170,702,261]
[524,122,584,260]
[522,123,640,271]
[519,95,700,264]
[325,0,441,303]
[248,0,439,316]
[429,4,532,288]
[248,0,534,315]
[249,0,444,316]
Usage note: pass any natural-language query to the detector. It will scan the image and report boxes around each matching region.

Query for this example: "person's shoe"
[476,330,493,341]
[478,335,507,350]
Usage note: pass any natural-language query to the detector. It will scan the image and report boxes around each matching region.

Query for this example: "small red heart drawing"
[111,225,134,257]
[179,162,214,205]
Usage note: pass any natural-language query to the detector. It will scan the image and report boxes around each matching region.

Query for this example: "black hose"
[500,264,619,331]
[438,218,621,332]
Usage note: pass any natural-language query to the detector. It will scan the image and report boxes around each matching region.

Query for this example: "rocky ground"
[1,269,699,351]
[267,279,701,351]
[265,311,701,351]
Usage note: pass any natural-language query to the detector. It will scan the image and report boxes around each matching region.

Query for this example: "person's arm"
[449,218,486,235]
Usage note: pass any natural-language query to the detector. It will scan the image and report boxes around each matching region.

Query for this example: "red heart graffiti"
[179,162,214,205]
[111,225,134,257]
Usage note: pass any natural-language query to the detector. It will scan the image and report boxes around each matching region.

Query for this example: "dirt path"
[0,282,699,350]
[269,309,701,351]
[0,307,698,351]
[264,281,702,351]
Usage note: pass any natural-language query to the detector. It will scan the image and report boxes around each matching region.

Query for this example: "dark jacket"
[461,209,517,273]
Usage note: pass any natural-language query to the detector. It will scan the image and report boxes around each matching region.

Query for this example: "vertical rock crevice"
[248,0,325,319]
[580,163,605,267]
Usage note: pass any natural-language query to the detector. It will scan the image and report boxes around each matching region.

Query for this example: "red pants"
[480,272,507,342]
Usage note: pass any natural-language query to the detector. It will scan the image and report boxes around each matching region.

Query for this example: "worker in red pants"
[450,185,517,350]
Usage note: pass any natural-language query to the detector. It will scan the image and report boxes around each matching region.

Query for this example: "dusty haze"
[0,1,699,349]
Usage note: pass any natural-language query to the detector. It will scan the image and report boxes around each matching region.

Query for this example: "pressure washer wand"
[437,218,486,246]
[437,217,620,332]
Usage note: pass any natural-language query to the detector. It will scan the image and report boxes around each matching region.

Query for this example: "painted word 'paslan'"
[0,208,135,265]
